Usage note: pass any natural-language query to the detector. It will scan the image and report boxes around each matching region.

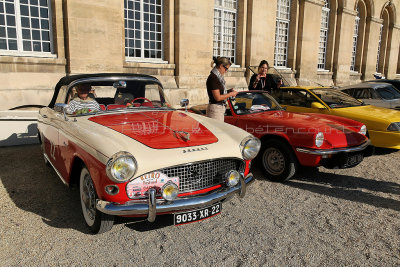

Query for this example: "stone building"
[0,0,399,110]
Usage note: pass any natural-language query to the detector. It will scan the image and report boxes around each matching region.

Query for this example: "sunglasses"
[222,65,229,71]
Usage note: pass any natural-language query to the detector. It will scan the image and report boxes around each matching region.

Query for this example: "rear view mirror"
[113,80,127,89]
[180,98,189,112]
[311,102,326,109]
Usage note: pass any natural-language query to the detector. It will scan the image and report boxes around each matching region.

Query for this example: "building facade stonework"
[0,0,400,110]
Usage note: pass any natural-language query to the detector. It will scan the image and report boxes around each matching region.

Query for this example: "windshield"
[231,92,283,114]
[376,86,400,100]
[310,88,364,108]
[65,79,173,116]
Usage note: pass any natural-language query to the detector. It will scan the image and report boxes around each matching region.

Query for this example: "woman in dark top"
[249,60,282,93]
[206,57,238,121]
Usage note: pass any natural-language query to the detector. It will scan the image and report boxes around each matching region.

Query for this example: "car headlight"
[359,125,367,135]
[315,132,324,147]
[106,151,137,183]
[240,136,261,160]
[387,122,400,131]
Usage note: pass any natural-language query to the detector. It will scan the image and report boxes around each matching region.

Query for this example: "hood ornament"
[173,130,190,141]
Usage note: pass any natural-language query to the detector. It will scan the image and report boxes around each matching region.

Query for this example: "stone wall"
[1,0,400,111]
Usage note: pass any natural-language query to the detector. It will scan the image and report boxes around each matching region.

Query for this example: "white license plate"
[174,203,221,225]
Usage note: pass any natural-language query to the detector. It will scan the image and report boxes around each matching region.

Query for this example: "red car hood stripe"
[89,111,218,149]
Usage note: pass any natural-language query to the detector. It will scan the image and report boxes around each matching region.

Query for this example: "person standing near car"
[249,60,282,93]
[206,57,238,121]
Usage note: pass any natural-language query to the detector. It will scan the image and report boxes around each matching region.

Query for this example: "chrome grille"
[159,159,242,193]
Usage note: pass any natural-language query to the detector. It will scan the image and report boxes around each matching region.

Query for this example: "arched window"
[124,0,164,61]
[274,0,291,67]
[0,0,53,55]
[350,8,360,71]
[213,0,238,64]
[318,0,330,70]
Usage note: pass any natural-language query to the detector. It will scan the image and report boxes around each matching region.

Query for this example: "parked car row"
[37,73,399,234]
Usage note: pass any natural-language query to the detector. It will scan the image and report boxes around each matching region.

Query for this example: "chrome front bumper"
[96,173,254,221]
[295,139,371,156]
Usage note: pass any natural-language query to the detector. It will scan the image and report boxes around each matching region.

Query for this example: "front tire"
[260,139,298,182]
[80,166,114,234]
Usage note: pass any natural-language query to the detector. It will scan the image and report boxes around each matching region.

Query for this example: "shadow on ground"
[0,144,173,234]
[252,164,400,212]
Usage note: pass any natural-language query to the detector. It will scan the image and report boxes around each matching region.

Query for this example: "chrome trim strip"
[43,153,68,185]
[148,188,156,222]
[296,139,371,155]
[96,173,254,216]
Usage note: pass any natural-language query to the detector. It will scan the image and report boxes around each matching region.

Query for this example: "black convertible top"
[49,73,161,108]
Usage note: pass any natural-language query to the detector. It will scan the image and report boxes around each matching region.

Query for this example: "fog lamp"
[161,182,179,201]
[226,170,240,187]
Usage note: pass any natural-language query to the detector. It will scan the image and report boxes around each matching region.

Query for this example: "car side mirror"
[54,103,69,121]
[180,98,189,112]
[311,102,326,109]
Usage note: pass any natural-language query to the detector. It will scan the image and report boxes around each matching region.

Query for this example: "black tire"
[80,166,114,234]
[259,139,298,182]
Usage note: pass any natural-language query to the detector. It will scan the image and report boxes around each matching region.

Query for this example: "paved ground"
[0,144,399,266]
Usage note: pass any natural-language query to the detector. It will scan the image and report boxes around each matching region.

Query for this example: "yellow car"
[271,86,400,149]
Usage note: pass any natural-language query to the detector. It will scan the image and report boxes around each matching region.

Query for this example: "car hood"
[330,105,400,130]
[238,110,367,148]
[88,110,218,149]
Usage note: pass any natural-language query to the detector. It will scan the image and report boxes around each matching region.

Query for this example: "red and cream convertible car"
[38,74,260,234]
[190,91,371,182]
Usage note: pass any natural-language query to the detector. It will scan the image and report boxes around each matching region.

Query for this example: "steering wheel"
[129,97,154,107]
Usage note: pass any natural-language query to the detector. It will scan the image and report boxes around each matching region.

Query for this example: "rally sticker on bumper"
[126,171,179,199]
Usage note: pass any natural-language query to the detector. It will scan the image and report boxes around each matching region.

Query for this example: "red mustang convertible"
[191,91,371,182]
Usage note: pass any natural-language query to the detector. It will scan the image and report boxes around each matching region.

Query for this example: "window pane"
[21,16,30,27]
[41,30,49,41]
[5,2,14,14]
[40,19,48,29]
[33,41,41,51]
[6,15,16,26]
[8,39,17,50]
[32,29,40,40]
[0,14,4,25]
[0,38,6,49]
[31,18,39,28]
[30,6,39,17]
[31,0,39,6]
[20,5,29,16]
[40,8,48,18]
[22,29,31,39]
[40,0,48,7]
[7,27,16,38]
[0,27,5,37]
